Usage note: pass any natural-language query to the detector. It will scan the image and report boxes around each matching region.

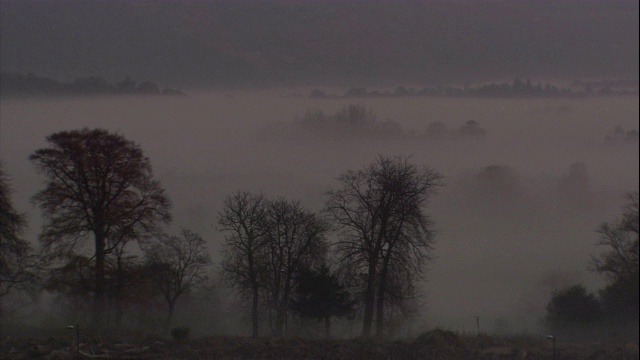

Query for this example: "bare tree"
[591,191,639,283]
[325,155,442,337]
[262,198,329,336]
[144,228,211,326]
[588,191,640,339]
[217,191,269,338]
[30,128,172,328]
[0,164,38,303]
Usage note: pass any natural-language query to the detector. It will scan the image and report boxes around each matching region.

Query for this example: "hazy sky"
[1,0,639,336]
[1,0,638,87]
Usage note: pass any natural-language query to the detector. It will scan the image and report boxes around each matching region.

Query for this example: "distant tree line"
[310,78,639,100]
[261,105,638,148]
[0,73,185,98]
[604,125,640,144]
[258,104,488,142]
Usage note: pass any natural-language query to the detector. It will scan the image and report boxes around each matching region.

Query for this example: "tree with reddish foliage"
[30,128,171,328]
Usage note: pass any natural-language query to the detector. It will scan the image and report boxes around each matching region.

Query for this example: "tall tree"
[374,159,440,337]
[144,228,211,326]
[262,198,328,337]
[591,191,639,283]
[30,128,171,328]
[0,164,37,302]
[325,155,442,337]
[591,191,639,336]
[217,191,268,338]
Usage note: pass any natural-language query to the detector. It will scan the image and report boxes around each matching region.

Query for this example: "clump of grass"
[171,327,190,342]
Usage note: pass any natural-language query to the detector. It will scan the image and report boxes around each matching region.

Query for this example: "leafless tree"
[217,191,269,338]
[144,228,211,326]
[30,128,172,328]
[591,191,639,282]
[0,164,38,304]
[262,198,329,337]
[325,155,442,337]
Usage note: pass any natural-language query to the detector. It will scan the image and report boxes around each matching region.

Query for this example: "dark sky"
[1,0,638,88]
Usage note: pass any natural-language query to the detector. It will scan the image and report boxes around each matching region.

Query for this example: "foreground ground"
[1,330,638,359]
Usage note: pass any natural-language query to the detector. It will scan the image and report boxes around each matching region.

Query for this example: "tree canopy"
[144,228,211,326]
[30,128,172,328]
[291,265,355,338]
[325,155,442,337]
[0,164,37,301]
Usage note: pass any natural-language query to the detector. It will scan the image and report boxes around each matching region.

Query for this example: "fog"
[1,92,638,335]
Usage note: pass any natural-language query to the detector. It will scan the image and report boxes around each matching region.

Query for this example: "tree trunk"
[324,317,331,338]
[93,230,107,330]
[166,301,175,327]
[275,309,285,337]
[275,282,290,337]
[251,284,260,338]
[362,261,377,337]
[375,255,391,338]
[114,255,125,328]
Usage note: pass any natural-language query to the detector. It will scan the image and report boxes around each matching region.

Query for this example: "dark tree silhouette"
[545,284,602,339]
[262,198,329,337]
[325,155,442,337]
[0,164,37,301]
[456,120,487,139]
[291,265,355,338]
[30,128,172,328]
[144,228,211,326]
[43,254,95,310]
[591,192,639,337]
[217,191,269,338]
[426,121,448,139]
[558,162,591,207]
[591,192,639,283]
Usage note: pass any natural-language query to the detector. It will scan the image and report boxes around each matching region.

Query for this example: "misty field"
[2,93,638,332]
[2,2,638,357]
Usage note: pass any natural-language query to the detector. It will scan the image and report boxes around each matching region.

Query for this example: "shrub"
[171,326,190,342]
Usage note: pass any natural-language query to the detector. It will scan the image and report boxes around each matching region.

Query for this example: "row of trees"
[1,72,185,97]
[1,128,443,338]
[218,193,330,337]
[258,104,488,142]
[309,78,637,100]
[3,127,635,339]
[217,157,443,338]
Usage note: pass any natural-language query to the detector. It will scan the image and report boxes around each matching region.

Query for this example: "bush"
[171,326,190,342]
